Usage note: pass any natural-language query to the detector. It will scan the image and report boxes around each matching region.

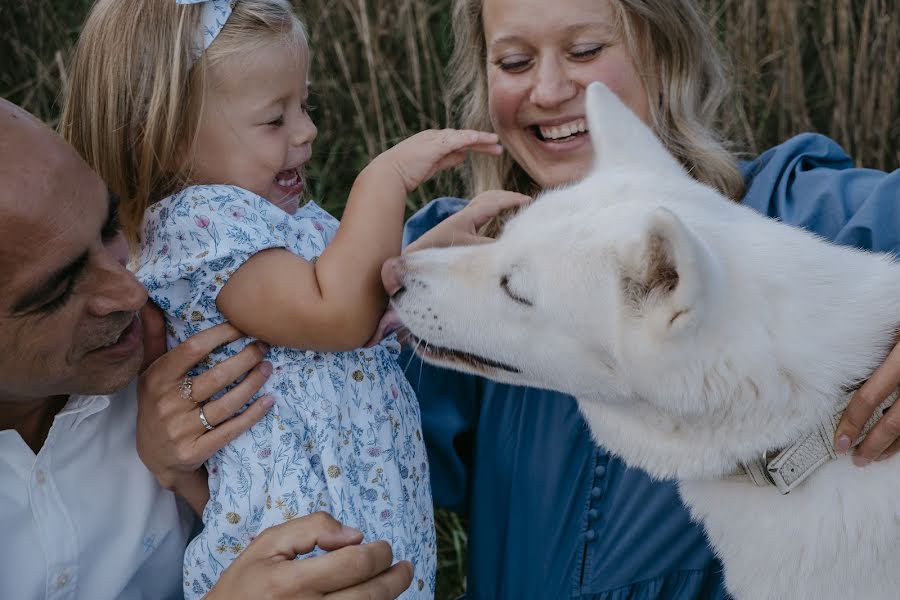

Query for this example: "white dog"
[384,82,900,599]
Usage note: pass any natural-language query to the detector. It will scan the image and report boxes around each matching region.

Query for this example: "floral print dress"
[136,185,435,600]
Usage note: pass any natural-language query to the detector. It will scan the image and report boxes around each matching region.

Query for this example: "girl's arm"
[216,129,501,351]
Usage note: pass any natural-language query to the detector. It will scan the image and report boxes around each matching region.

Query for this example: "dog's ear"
[621,207,720,335]
[586,82,683,176]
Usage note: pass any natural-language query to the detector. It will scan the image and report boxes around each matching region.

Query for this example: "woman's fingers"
[148,322,243,384]
[199,360,273,426]
[835,335,900,464]
[191,340,269,402]
[139,301,167,372]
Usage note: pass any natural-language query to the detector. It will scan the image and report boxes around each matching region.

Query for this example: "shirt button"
[34,470,46,485]
[585,529,597,542]
[587,508,600,520]
[56,573,69,589]
[594,465,607,477]
[590,486,603,499]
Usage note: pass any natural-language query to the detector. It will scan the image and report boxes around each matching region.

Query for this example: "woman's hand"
[136,302,274,512]
[834,334,900,465]
[404,190,532,254]
[205,513,413,600]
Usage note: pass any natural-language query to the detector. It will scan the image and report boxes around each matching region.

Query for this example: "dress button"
[590,486,603,499]
[587,508,600,520]
[594,465,607,477]
[57,573,69,589]
[35,470,46,485]
[585,529,597,542]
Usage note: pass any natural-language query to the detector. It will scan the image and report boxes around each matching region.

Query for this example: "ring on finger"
[198,405,215,431]
[179,376,196,404]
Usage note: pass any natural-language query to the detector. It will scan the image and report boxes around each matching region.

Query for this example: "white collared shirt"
[0,380,194,599]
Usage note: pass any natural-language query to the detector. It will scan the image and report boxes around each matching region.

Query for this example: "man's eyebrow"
[10,250,90,314]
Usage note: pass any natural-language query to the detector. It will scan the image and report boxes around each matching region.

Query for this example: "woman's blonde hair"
[59,0,307,249]
[448,0,745,203]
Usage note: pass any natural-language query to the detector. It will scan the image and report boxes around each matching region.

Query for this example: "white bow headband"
[176,0,235,60]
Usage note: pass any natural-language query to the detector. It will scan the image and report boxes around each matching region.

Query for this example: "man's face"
[0,103,148,401]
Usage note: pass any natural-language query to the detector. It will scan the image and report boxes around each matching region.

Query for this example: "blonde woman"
[400,0,900,598]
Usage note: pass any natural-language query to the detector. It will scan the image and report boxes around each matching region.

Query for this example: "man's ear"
[585,82,683,176]
[620,207,720,335]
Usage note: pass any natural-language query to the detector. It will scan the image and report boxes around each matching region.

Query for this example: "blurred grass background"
[2,1,897,597]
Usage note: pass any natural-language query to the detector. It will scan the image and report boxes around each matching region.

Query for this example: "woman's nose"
[529,60,578,108]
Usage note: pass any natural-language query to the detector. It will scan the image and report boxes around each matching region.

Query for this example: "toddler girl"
[60,0,508,598]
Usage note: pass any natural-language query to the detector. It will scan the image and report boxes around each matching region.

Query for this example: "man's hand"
[136,303,274,512]
[205,513,413,600]
[404,190,532,254]
[835,333,900,465]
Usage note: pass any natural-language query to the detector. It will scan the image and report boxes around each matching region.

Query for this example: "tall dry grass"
[1,1,898,597]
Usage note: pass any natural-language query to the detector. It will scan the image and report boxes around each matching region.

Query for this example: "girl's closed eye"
[266,115,285,127]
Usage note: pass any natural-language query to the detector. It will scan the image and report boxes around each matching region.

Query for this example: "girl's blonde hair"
[59,0,307,249]
[448,0,745,203]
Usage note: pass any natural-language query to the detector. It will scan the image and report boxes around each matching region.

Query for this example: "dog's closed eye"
[501,273,533,307]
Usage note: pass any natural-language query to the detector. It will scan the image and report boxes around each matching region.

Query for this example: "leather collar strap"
[737,387,899,494]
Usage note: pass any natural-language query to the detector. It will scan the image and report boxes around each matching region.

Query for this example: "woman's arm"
[216,129,501,351]
[740,133,900,463]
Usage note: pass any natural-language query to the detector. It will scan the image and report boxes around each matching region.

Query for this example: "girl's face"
[483,0,651,190]
[189,38,317,214]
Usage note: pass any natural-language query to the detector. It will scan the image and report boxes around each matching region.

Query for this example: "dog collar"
[734,387,898,494]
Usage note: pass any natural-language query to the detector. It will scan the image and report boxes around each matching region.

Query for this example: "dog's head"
[390,83,730,408]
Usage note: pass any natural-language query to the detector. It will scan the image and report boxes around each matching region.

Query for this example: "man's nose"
[381,256,406,297]
[87,258,148,317]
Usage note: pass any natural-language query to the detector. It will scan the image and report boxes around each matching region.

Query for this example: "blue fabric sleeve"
[741,133,900,253]
[402,197,479,514]
[136,184,288,319]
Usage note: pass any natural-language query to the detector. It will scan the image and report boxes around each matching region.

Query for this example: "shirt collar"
[57,393,112,430]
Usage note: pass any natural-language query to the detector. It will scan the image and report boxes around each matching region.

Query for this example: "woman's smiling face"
[483,0,651,190]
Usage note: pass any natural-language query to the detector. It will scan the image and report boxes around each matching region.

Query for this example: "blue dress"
[401,134,900,599]
[136,185,435,600]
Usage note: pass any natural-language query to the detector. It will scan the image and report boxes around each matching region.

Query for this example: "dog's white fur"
[388,83,900,599]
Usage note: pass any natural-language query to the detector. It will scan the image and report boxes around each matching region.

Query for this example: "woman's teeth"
[536,118,587,141]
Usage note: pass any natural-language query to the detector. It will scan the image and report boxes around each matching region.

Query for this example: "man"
[0,99,412,598]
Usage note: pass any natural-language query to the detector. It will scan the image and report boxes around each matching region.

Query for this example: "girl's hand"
[136,303,274,512]
[404,190,532,254]
[834,333,900,465]
[374,129,502,193]
[205,513,413,600]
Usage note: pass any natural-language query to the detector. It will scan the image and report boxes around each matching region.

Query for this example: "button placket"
[584,450,609,542]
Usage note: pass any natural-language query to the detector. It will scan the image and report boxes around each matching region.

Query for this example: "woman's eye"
[570,45,604,60]
[497,57,532,73]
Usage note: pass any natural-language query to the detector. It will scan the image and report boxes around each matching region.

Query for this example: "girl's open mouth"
[274,167,305,196]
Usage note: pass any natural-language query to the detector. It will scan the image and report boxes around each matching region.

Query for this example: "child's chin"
[271,193,301,214]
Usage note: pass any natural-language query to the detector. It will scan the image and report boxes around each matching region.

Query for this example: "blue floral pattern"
[136,185,435,599]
